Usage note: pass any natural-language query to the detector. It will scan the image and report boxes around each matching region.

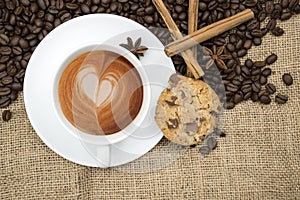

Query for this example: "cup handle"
[95,145,111,168]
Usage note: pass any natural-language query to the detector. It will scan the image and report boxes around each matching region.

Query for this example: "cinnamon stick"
[152,0,204,79]
[165,9,254,57]
[188,0,198,59]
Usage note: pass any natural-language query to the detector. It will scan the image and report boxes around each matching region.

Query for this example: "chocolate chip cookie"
[155,74,221,146]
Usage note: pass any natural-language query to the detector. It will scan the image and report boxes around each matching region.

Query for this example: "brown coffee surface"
[58,50,143,135]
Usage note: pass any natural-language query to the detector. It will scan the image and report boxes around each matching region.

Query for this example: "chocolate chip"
[207,137,217,150]
[167,118,179,129]
[165,96,178,106]
[184,122,198,133]
[169,74,180,85]
[199,145,211,156]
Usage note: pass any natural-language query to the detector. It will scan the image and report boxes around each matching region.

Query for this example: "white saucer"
[24,14,175,167]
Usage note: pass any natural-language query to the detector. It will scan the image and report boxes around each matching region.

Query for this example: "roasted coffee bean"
[30,2,39,13]
[281,0,289,8]
[275,94,288,104]
[1,76,13,85]
[233,93,243,104]
[2,109,12,121]
[0,56,9,63]
[227,43,236,52]
[12,46,22,55]
[251,74,260,82]
[266,83,276,94]
[247,20,259,30]
[227,60,236,68]
[265,1,274,14]
[10,90,18,101]
[11,82,22,91]
[261,28,268,36]
[0,87,11,96]
[144,16,154,24]
[258,12,267,22]
[199,145,211,155]
[259,89,270,97]
[37,0,49,10]
[61,12,72,22]
[251,29,263,38]
[235,65,241,75]
[266,53,277,65]
[66,3,78,10]
[232,79,241,86]
[259,95,271,104]
[0,64,5,72]
[21,0,30,7]
[244,59,253,69]
[236,40,244,50]
[238,24,247,31]
[0,34,9,45]
[34,18,43,27]
[282,73,293,86]
[0,71,7,79]
[29,38,39,47]
[15,69,25,79]
[10,36,20,46]
[251,67,261,76]
[0,46,12,55]
[0,97,10,108]
[223,69,233,74]
[271,9,281,19]
[225,101,235,109]
[226,84,239,92]
[244,0,257,7]
[226,72,236,80]
[244,91,252,100]
[294,5,300,14]
[250,92,258,102]
[7,65,17,76]
[281,12,292,20]
[262,68,272,77]
[271,27,284,36]
[241,84,252,94]
[266,19,277,30]
[253,38,261,46]
[241,65,250,77]
[243,40,252,49]
[252,81,261,93]
[253,61,266,68]
[23,52,31,61]
[289,0,298,10]
[237,49,247,57]
[229,34,237,43]
[260,76,267,85]
[19,38,28,49]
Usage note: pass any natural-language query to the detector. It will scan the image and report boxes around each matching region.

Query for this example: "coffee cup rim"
[51,42,151,145]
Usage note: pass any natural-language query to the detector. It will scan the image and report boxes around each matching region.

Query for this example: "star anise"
[203,45,231,70]
[119,37,148,59]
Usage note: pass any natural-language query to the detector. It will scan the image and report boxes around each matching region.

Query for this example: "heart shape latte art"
[58,50,143,135]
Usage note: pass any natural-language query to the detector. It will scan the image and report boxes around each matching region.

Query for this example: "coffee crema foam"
[58,50,143,135]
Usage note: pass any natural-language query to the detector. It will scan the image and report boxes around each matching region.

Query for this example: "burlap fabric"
[1,15,299,199]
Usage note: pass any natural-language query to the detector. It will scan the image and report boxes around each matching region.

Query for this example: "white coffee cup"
[51,43,151,167]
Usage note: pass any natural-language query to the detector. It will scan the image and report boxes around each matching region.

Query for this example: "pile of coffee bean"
[0,0,298,110]
[188,0,298,109]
